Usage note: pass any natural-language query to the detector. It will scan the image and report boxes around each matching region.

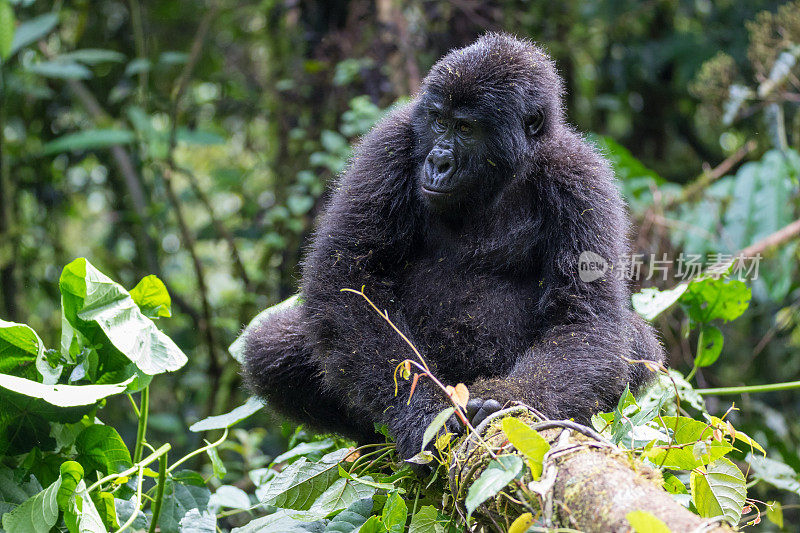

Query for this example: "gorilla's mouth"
[421,184,456,197]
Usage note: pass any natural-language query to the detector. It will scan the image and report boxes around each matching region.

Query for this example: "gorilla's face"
[414,89,546,215]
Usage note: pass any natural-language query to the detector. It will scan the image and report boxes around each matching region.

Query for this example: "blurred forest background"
[3,0,800,525]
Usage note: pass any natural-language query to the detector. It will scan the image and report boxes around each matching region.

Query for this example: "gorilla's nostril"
[438,162,451,174]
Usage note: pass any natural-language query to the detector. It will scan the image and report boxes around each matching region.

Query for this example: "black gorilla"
[244,33,664,459]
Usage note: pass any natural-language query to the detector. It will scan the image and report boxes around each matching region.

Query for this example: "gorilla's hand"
[446,398,502,434]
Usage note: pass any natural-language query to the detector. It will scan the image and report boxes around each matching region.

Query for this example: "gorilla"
[243,33,664,459]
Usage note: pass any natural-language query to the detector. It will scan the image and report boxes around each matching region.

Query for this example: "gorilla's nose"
[425,147,455,186]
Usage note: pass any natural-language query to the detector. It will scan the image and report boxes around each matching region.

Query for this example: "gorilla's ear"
[525,108,545,137]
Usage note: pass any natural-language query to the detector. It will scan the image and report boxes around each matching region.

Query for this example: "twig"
[738,218,800,257]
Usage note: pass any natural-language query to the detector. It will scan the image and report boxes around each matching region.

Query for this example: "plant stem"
[116,465,145,533]
[697,380,800,396]
[147,450,168,533]
[133,386,149,463]
[87,443,171,494]
[167,428,228,474]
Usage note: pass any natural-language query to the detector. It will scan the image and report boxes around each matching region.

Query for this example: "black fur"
[243,33,664,459]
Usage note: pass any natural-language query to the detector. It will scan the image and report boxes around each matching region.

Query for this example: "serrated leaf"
[59,258,187,375]
[465,455,523,519]
[273,439,336,465]
[1,476,60,533]
[408,505,445,533]
[43,129,136,155]
[260,448,352,510]
[337,465,397,491]
[76,424,133,476]
[230,508,328,533]
[381,492,407,533]
[695,325,723,367]
[9,12,58,57]
[189,396,263,432]
[690,458,746,525]
[323,497,373,532]
[501,417,550,479]
[420,407,455,452]
[0,0,15,60]
[626,510,670,533]
[305,477,376,519]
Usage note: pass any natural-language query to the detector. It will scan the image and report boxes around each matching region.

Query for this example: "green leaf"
[189,396,264,432]
[90,492,119,530]
[323,497,373,532]
[501,417,550,479]
[76,424,133,477]
[260,448,353,511]
[59,258,187,375]
[643,416,733,470]
[206,445,227,480]
[626,510,671,533]
[159,471,212,533]
[1,476,60,533]
[690,458,746,525]
[305,477,376,518]
[632,284,688,321]
[43,129,136,155]
[129,275,172,318]
[420,407,455,452]
[58,49,125,64]
[58,462,107,533]
[56,460,84,510]
[27,61,92,79]
[357,515,387,533]
[746,454,800,495]
[0,373,134,406]
[662,472,688,495]
[695,325,723,367]
[231,508,328,533]
[179,509,216,532]
[229,294,303,362]
[9,12,58,57]
[679,277,751,324]
[0,0,15,60]
[465,455,523,519]
[408,506,445,533]
[381,492,407,533]
[209,485,250,510]
[766,501,783,529]
[273,439,337,465]
[0,318,60,384]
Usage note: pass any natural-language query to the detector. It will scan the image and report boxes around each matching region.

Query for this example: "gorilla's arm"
[301,107,450,455]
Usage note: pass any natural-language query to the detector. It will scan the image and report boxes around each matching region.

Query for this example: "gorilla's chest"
[397,256,538,383]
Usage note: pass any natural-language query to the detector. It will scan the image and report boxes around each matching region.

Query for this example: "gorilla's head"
[412,33,565,214]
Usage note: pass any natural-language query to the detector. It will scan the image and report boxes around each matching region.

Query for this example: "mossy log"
[446,406,733,533]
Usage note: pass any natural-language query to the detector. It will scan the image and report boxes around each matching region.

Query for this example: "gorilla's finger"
[471,399,503,427]
[466,398,485,420]
[445,414,463,436]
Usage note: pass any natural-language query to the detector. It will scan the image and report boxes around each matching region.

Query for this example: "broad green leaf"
[465,455,523,519]
[626,510,671,533]
[129,275,172,318]
[179,509,216,532]
[690,458,746,525]
[643,417,732,469]
[189,396,264,432]
[0,0,15,60]
[56,461,84,510]
[408,506,445,533]
[9,12,58,57]
[209,485,250,510]
[680,277,751,324]
[1,476,60,533]
[323,497,373,532]
[357,515,387,533]
[27,61,92,79]
[306,477,376,518]
[43,129,136,155]
[381,492,407,533]
[501,417,550,479]
[58,49,125,64]
[229,294,303,362]
[694,325,723,367]
[58,462,107,533]
[90,492,119,530]
[632,284,688,321]
[0,318,60,384]
[76,424,133,476]
[260,448,353,510]
[59,258,187,375]
[420,407,455,452]
[273,439,336,465]
[159,471,212,533]
[338,465,397,491]
[0,373,134,406]
[746,454,800,495]
[230,508,328,533]
[662,472,688,495]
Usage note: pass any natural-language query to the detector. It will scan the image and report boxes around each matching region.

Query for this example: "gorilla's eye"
[458,123,473,134]
[435,115,446,127]
[525,110,545,137]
